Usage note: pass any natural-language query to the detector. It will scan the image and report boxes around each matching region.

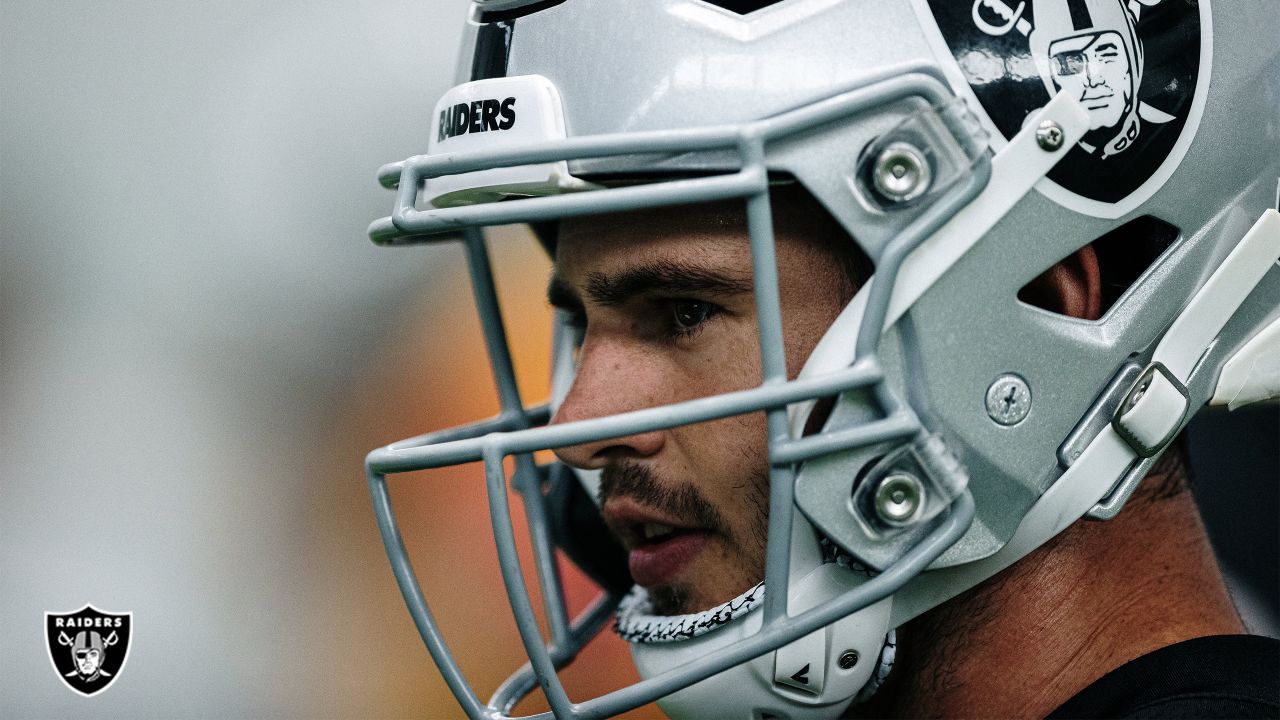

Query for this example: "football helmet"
[365,1,1280,717]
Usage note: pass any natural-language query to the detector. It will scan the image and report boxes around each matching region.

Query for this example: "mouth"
[628,526,713,587]
[1081,90,1115,107]
[604,501,715,588]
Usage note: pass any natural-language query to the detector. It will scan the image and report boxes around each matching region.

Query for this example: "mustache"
[598,463,727,534]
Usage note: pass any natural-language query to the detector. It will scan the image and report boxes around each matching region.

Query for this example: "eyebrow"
[547,260,754,310]
[1095,41,1119,53]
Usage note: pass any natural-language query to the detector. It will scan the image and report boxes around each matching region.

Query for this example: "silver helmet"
[365,1,1279,717]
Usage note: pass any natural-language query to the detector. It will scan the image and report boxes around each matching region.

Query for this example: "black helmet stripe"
[1066,0,1095,31]
[471,19,514,81]
[471,1,570,82]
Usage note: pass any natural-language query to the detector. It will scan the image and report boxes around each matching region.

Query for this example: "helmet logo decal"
[424,76,594,208]
[438,97,517,142]
[44,605,133,697]
[916,0,1211,218]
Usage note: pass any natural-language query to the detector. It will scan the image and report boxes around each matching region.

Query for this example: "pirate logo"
[917,0,1211,216]
[45,605,132,697]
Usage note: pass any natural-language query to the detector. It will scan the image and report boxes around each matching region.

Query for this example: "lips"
[603,500,713,588]
[628,530,712,587]
[1082,89,1115,106]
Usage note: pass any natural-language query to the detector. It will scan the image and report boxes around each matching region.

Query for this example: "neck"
[864,465,1244,718]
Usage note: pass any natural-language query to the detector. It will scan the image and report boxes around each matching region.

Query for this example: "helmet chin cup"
[631,564,893,720]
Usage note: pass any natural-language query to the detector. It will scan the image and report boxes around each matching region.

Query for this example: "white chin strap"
[617,580,898,717]
[619,487,895,720]
[615,583,766,644]
[625,571,894,720]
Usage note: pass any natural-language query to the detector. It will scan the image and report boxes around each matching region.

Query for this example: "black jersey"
[1050,635,1279,719]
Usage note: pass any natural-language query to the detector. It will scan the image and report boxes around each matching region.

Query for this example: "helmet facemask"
[363,65,1096,718]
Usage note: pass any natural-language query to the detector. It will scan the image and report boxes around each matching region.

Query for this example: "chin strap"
[615,538,899,705]
[616,584,899,705]
[1097,208,1280,517]
[614,582,765,644]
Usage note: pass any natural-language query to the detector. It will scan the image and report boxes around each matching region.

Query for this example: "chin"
[649,584,694,615]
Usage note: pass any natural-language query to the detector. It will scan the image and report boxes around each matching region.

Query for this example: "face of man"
[76,648,101,676]
[548,191,858,616]
[1048,31,1132,131]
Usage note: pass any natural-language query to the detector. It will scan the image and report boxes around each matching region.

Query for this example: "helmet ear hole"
[1018,245,1102,320]
[1018,215,1180,320]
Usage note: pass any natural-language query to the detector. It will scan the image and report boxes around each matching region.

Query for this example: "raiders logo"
[45,605,133,697]
[915,0,1211,218]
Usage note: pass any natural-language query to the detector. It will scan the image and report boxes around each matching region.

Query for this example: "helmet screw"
[1123,376,1153,414]
[985,373,1032,426]
[838,650,859,670]
[1036,120,1065,151]
[871,142,932,204]
[873,473,925,526]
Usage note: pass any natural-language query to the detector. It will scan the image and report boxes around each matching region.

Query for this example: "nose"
[550,339,666,469]
[1085,58,1105,87]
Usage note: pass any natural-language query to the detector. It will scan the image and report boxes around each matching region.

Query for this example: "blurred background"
[1,1,1274,718]
[2,1,638,716]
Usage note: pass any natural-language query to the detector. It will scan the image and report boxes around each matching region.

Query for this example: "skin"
[859,455,1245,718]
[549,189,856,615]
[548,192,1244,714]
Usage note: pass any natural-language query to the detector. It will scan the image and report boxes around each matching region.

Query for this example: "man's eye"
[670,299,717,336]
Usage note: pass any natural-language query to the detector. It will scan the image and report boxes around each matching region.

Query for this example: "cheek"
[675,317,763,391]
[773,242,851,379]
[780,299,843,378]
[669,411,768,500]
[672,411,766,466]
[1053,71,1084,91]
[1115,68,1131,92]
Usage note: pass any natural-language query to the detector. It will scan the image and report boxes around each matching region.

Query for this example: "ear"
[1019,245,1103,321]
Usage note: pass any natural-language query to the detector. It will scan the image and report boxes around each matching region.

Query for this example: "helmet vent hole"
[1018,215,1180,320]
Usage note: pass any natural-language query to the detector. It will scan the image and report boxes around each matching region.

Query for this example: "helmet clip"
[852,433,969,542]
